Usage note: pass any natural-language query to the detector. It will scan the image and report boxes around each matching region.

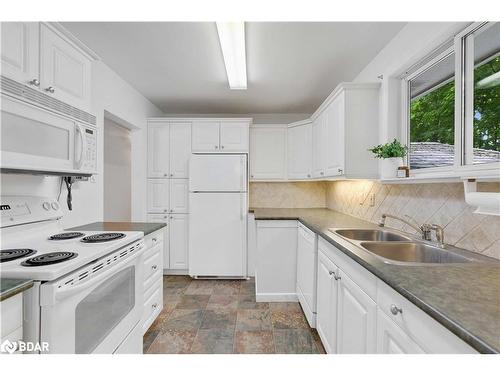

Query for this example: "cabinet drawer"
[0,293,23,338]
[143,246,162,282]
[377,280,477,353]
[142,279,163,334]
[318,237,376,300]
[144,229,164,250]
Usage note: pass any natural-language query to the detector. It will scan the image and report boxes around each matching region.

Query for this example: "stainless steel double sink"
[330,229,480,265]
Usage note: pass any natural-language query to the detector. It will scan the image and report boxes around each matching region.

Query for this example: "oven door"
[39,246,144,354]
[1,96,77,174]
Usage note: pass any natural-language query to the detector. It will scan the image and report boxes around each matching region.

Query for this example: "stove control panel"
[0,196,63,228]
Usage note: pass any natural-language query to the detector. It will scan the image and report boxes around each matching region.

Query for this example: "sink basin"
[333,229,410,242]
[360,242,475,264]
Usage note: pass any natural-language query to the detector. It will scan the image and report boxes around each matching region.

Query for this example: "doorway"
[103,116,132,221]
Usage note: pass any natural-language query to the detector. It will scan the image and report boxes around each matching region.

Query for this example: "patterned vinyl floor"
[143,276,326,354]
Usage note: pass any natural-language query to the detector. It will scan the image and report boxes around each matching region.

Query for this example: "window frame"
[401,21,500,178]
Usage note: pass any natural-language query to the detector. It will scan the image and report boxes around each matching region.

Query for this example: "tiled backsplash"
[249,182,326,208]
[249,180,500,260]
[326,181,500,260]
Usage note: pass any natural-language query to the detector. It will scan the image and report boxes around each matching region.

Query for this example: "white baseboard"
[256,293,298,302]
[163,269,189,275]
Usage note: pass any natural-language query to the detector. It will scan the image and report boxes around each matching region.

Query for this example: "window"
[463,22,500,166]
[403,22,500,174]
[408,50,455,169]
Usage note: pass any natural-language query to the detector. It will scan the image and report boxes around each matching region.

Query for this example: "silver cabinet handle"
[221,145,225,149]
[163,173,168,177]
[170,173,174,177]
[163,215,168,219]
[338,168,343,174]
[163,209,167,213]
[307,174,311,178]
[334,274,341,280]
[152,265,158,270]
[320,171,324,175]
[28,78,40,87]
[152,238,157,242]
[45,86,55,93]
[152,303,158,310]
[329,271,335,275]
[215,145,218,149]
[171,209,174,212]
[251,175,254,178]
[390,304,403,315]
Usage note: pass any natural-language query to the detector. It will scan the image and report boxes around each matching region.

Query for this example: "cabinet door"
[250,126,286,180]
[170,179,189,214]
[192,121,220,152]
[312,114,326,178]
[0,22,39,85]
[148,123,170,178]
[220,122,249,152]
[325,93,345,176]
[169,214,189,270]
[316,251,338,354]
[287,123,312,179]
[169,122,191,178]
[147,214,170,269]
[147,179,170,213]
[296,225,316,315]
[336,270,377,353]
[376,309,424,354]
[39,25,91,110]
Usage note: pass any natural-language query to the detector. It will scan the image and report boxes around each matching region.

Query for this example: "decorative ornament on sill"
[368,139,409,179]
[463,179,500,216]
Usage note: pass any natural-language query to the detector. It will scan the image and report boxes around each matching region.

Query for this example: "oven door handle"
[41,247,143,306]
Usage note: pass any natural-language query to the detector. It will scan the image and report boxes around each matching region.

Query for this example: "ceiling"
[61,22,406,114]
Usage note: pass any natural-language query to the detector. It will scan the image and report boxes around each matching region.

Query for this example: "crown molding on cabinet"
[148,117,253,123]
[45,22,101,61]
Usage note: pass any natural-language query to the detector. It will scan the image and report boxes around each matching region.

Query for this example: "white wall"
[1,60,163,228]
[103,117,131,221]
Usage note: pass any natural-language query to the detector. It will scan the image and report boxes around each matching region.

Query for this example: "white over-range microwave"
[1,95,97,175]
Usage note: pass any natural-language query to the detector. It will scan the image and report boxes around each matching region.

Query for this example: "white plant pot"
[381,157,404,178]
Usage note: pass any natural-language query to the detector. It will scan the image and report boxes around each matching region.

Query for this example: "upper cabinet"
[287,121,312,179]
[250,125,287,180]
[39,24,92,110]
[192,119,250,152]
[147,121,192,178]
[0,22,39,85]
[1,22,93,112]
[312,113,326,178]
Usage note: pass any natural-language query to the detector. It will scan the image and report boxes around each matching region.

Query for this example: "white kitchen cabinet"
[147,179,169,213]
[148,123,171,178]
[336,269,377,353]
[296,223,317,327]
[169,179,189,214]
[192,120,250,152]
[146,214,170,269]
[312,114,326,178]
[250,125,287,180]
[39,24,91,110]
[220,121,249,151]
[324,92,345,176]
[0,293,24,353]
[287,121,312,179]
[0,22,39,85]
[169,214,189,270]
[376,309,424,354]
[255,220,297,301]
[192,121,220,152]
[169,122,192,178]
[316,250,338,354]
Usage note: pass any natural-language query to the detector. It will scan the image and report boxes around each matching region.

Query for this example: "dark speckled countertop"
[0,278,33,301]
[251,208,500,354]
[69,222,166,236]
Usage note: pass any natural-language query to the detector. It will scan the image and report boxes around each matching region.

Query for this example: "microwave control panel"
[81,126,97,172]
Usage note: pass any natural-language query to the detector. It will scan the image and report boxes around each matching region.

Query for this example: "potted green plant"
[368,139,408,178]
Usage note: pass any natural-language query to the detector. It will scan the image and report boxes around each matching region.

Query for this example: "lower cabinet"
[147,214,189,272]
[336,269,376,353]
[376,309,424,354]
[316,251,338,353]
[141,229,164,334]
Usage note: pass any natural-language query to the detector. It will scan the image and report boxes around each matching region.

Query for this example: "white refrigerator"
[188,154,248,278]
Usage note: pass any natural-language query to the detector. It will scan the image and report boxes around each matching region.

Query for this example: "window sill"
[381,167,500,184]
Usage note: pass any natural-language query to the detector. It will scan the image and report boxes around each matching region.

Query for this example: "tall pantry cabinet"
[147,120,191,272]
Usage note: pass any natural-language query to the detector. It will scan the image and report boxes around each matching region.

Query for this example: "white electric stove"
[0,196,146,354]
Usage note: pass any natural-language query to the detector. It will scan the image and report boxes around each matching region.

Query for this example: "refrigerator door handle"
[240,155,245,191]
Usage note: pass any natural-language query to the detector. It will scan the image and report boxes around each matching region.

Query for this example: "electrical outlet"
[369,193,375,207]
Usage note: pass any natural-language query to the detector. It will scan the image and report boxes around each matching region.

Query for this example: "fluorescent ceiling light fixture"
[216,22,247,90]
